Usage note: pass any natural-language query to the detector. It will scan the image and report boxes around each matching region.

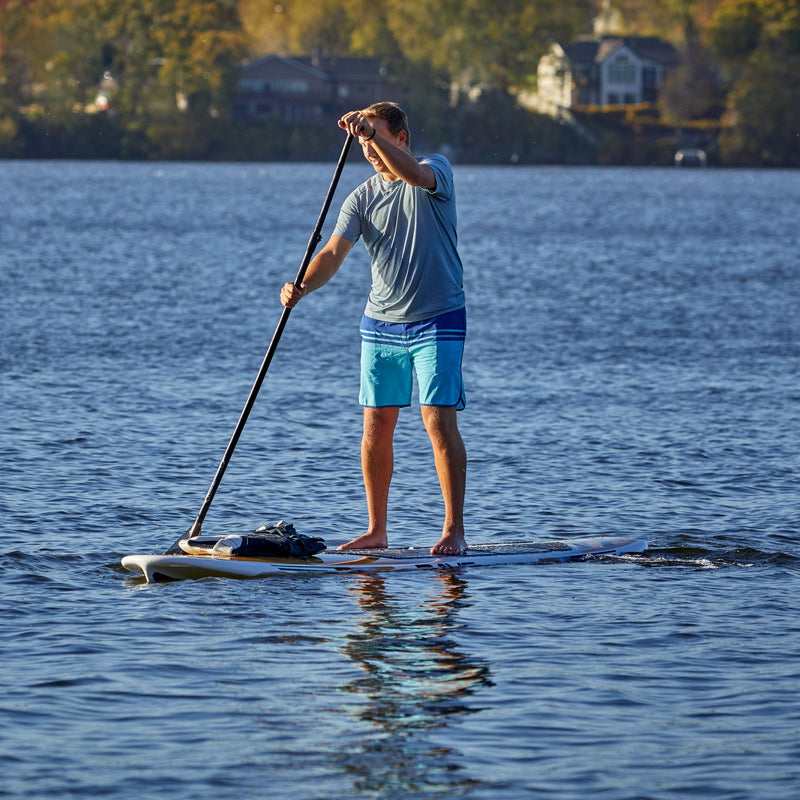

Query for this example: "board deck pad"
[340,541,574,558]
[121,536,647,583]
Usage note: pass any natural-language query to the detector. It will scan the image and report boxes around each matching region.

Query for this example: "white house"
[534,36,680,111]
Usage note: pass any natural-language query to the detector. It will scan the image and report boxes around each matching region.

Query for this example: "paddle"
[179,133,354,546]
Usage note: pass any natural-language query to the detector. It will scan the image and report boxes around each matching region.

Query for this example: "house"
[233,54,405,125]
[534,36,680,111]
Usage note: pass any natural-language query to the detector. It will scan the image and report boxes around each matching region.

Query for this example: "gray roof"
[564,36,680,67]
[241,54,385,82]
[295,56,385,79]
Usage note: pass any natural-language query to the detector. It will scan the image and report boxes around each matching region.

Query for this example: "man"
[280,102,467,555]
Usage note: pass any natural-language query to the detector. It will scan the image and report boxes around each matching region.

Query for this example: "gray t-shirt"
[332,154,465,323]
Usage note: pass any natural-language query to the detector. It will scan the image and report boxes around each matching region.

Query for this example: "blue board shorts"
[359,308,466,409]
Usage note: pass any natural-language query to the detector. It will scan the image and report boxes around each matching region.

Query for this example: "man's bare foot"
[337,531,389,551]
[431,530,467,556]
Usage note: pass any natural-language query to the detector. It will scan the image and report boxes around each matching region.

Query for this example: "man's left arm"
[370,136,437,190]
[339,111,436,190]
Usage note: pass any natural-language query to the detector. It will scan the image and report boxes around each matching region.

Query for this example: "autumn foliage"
[1,0,798,164]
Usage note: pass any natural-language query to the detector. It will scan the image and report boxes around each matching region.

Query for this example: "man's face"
[360,118,406,178]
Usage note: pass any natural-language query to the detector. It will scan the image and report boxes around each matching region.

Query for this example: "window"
[269,79,308,94]
[608,55,636,84]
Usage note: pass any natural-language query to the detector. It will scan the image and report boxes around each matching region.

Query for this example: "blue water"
[2,160,799,799]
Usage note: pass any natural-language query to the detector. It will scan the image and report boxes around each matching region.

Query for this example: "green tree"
[708,0,763,63]
[155,0,246,112]
[710,0,800,164]
[0,0,246,157]
[610,0,726,39]
[0,0,31,150]
[99,0,245,152]
[384,0,591,91]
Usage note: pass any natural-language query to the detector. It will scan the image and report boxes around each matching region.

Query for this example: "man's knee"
[421,406,460,445]
[363,406,399,442]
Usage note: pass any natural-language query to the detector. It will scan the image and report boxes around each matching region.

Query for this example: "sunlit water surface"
[2,160,799,799]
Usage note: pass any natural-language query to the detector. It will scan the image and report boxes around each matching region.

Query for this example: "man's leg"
[421,405,467,555]
[338,406,399,550]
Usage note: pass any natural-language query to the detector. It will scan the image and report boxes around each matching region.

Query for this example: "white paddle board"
[121,536,647,582]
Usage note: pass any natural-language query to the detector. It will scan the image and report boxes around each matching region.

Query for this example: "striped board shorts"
[359,307,466,409]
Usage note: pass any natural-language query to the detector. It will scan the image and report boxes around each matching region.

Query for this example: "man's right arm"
[280,235,353,308]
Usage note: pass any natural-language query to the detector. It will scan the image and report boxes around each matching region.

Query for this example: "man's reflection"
[336,571,492,796]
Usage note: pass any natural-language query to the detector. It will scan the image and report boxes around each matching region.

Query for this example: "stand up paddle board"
[121,536,647,583]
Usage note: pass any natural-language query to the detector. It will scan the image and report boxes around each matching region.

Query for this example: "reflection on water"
[337,573,492,797]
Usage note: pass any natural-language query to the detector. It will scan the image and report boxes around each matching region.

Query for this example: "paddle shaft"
[186,133,354,539]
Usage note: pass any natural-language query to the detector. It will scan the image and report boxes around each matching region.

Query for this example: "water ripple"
[2,163,800,799]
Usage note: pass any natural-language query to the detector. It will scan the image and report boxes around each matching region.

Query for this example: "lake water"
[1,158,799,799]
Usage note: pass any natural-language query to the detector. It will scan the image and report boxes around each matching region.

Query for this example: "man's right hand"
[280,281,306,308]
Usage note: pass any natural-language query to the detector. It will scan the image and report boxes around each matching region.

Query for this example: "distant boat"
[674,148,708,167]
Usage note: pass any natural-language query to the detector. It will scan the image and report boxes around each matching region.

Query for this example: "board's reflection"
[336,572,492,796]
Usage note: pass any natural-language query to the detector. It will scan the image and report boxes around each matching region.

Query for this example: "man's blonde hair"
[361,101,410,144]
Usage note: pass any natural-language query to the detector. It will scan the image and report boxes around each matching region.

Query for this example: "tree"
[0,0,32,149]
[385,0,592,92]
[0,0,246,156]
[721,47,800,165]
[155,0,247,113]
[710,0,800,164]
[708,0,763,65]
